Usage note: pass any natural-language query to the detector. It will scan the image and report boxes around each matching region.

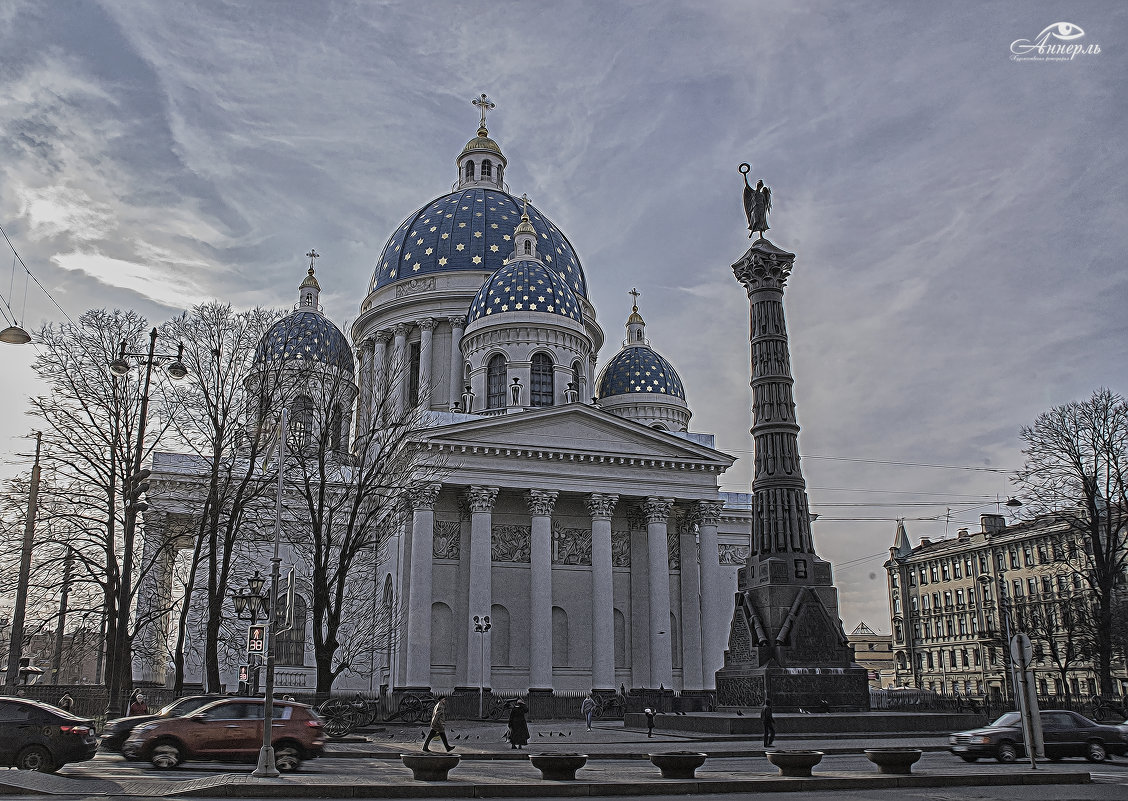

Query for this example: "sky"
[0,1,1125,633]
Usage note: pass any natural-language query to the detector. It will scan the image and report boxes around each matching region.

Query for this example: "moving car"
[101,694,226,753]
[122,698,324,771]
[0,698,98,772]
[950,709,1128,763]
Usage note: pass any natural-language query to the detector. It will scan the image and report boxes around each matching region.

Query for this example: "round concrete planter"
[766,749,824,777]
[649,751,708,779]
[529,752,588,780]
[863,747,922,774]
[400,753,460,781]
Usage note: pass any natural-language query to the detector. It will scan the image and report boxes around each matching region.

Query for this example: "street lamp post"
[232,571,270,694]
[473,615,491,718]
[4,432,42,687]
[106,328,187,715]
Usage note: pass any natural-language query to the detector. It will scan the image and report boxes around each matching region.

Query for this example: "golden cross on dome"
[629,287,640,311]
[307,249,320,270]
[472,93,495,130]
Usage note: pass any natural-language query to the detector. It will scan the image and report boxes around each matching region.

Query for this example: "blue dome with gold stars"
[467,260,582,324]
[253,310,354,374]
[596,345,685,400]
[369,188,587,298]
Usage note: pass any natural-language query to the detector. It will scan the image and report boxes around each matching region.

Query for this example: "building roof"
[253,309,354,374]
[466,259,582,324]
[596,345,686,400]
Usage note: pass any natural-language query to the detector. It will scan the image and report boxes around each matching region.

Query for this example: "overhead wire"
[0,221,76,328]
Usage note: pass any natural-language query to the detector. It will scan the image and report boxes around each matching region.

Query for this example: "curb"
[325,745,954,760]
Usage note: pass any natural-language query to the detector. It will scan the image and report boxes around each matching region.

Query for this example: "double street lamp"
[106,328,188,715]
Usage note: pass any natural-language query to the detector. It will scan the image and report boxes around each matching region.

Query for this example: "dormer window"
[524,241,532,255]
[465,161,475,180]
[482,160,492,178]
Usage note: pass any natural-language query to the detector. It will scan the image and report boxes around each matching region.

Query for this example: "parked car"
[950,709,1128,763]
[101,694,226,753]
[0,698,98,772]
[122,698,324,771]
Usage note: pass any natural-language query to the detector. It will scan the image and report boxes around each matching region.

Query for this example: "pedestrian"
[643,707,656,738]
[422,698,454,752]
[57,692,75,713]
[581,693,596,731]
[761,698,775,747]
[129,691,149,716]
[507,701,530,749]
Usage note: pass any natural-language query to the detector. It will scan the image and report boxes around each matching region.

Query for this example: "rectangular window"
[958,617,968,636]
[930,565,939,582]
[911,596,918,612]
[922,595,930,611]
[891,573,899,588]
[407,342,421,407]
[1027,577,1037,597]
[919,567,928,585]
[942,563,951,581]
[933,592,941,609]
[1057,575,1067,593]
[1037,545,1048,564]
[908,571,916,586]
[1012,579,1023,597]
[955,589,965,605]
[953,561,962,579]
[943,591,953,608]
[966,556,974,576]
[1042,576,1052,595]
[1024,546,1034,567]
[1010,549,1020,570]
[979,554,989,573]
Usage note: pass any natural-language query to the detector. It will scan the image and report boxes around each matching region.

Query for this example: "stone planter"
[863,747,922,774]
[766,749,824,777]
[649,751,708,779]
[400,753,460,781]
[528,752,588,780]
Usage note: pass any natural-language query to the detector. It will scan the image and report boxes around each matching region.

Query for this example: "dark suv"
[122,698,324,771]
[950,709,1128,762]
[102,694,226,753]
[0,698,97,772]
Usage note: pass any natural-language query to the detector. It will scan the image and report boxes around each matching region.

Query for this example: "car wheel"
[150,738,184,770]
[996,742,1018,763]
[958,755,978,762]
[1086,741,1108,763]
[274,744,302,772]
[16,745,55,773]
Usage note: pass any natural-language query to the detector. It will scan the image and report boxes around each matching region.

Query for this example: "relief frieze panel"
[611,529,631,567]
[433,520,461,560]
[492,525,531,563]
[552,526,591,565]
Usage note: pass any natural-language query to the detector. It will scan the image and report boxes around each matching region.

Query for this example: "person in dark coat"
[643,707,656,737]
[507,701,530,749]
[423,698,454,752]
[760,698,775,747]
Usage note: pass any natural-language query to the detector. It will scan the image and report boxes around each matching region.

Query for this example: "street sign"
[239,664,249,683]
[248,624,266,654]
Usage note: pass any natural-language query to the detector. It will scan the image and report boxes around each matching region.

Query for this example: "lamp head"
[165,343,188,380]
[234,593,248,614]
[109,341,131,376]
[248,570,266,597]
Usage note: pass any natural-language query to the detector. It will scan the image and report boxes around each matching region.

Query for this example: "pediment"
[417,406,734,467]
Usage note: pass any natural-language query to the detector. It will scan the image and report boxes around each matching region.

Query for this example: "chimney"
[957,528,970,540]
[980,514,1006,534]
[920,536,932,547]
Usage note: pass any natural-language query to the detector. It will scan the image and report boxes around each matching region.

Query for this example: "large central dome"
[368,188,588,299]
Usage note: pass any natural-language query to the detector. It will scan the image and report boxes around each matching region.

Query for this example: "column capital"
[689,499,725,527]
[420,317,437,332]
[358,337,376,354]
[374,329,392,345]
[465,485,499,513]
[393,323,410,338]
[448,315,466,330]
[586,493,619,521]
[525,489,559,518]
[409,482,442,511]
[642,496,675,525]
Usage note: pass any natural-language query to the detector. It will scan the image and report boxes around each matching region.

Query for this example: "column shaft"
[645,497,675,688]
[448,316,465,411]
[418,318,435,408]
[588,493,618,690]
[405,483,441,688]
[392,324,409,418]
[695,501,725,688]
[678,513,704,690]
[372,331,389,428]
[526,490,558,691]
[466,487,498,690]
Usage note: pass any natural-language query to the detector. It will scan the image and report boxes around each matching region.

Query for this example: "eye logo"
[1011,21,1100,60]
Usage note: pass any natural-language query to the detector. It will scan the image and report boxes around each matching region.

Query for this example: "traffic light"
[247,624,266,655]
[127,468,152,512]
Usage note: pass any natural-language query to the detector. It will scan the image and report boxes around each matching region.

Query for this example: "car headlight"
[970,736,991,744]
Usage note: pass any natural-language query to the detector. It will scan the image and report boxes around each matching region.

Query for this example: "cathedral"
[140,100,762,696]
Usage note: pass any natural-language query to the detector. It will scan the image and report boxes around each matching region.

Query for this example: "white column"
[677,508,704,690]
[526,489,558,691]
[392,323,409,418]
[588,493,619,691]
[448,316,466,411]
[418,318,435,408]
[354,338,374,443]
[453,502,471,688]
[644,496,675,688]
[695,500,725,688]
[465,486,498,691]
[372,330,390,428]
[404,482,442,689]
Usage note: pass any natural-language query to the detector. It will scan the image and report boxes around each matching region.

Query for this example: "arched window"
[530,353,554,407]
[276,594,308,666]
[481,159,492,178]
[552,606,569,667]
[431,603,454,666]
[490,604,511,666]
[571,360,582,393]
[465,161,475,180]
[487,354,506,409]
[524,241,532,255]
[289,395,314,449]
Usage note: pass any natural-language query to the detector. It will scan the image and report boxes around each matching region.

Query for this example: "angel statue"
[739,163,771,238]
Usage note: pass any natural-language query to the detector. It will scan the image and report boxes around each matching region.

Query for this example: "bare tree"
[1016,388,1128,697]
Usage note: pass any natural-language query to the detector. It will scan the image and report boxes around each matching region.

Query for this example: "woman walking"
[422,698,454,752]
[507,701,530,749]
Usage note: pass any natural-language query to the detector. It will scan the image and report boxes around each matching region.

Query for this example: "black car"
[0,698,97,772]
[100,694,225,754]
[950,709,1128,763]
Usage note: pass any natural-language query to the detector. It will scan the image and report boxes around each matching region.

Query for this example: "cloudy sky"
[1,1,1125,631]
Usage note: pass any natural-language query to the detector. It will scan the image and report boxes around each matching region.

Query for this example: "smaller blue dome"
[467,260,582,324]
[596,345,685,400]
[253,310,354,374]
